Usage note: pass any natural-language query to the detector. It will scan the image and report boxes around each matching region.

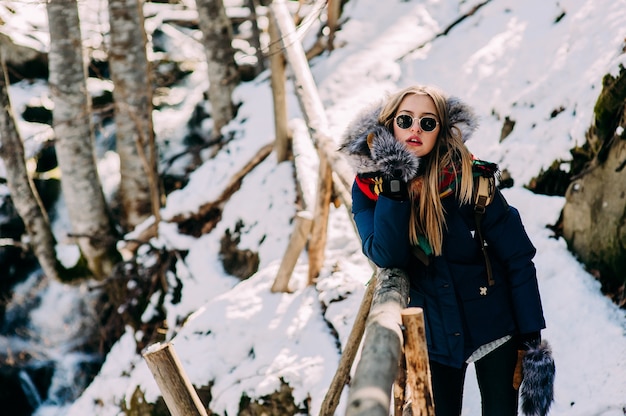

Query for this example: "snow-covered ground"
[2,0,625,415]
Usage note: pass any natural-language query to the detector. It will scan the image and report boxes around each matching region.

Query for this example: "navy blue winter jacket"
[351,181,546,368]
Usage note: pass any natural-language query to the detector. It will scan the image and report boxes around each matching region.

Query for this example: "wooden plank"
[143,342,208,416]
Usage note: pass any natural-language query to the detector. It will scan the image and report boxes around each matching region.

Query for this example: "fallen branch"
[120,143,273,253]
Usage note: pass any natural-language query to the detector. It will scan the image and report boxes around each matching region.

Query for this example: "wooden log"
[326,0,341,51]
[393,356,406,416]
[271,211,313,292]
[320,271,377,415]
[292,122,318,211]
[120,143,274,255]
[268,11,290,163]
[345,268,411,416]
[270,0,335,285]
[401,308,435,416]
[269,14,354,210]
[269,1,329,152]
[308,156,333,284]
[142,342,208,416]
[333,171,352,213]
[269,0,360,283]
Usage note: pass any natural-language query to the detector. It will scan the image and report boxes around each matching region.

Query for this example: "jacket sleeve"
[481,190,546,334]
[351,180,412,268]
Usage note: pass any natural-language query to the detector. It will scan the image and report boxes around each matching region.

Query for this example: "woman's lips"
[406,136,423,146]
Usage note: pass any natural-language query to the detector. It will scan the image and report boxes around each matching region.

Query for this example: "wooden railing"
[344,268,410,415]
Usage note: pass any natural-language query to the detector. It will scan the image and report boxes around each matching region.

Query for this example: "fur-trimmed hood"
[338,95,479,182]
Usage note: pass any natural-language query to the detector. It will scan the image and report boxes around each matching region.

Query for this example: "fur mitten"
[520,340,556,416]
[338,100,420,181]
[365,128,421,182]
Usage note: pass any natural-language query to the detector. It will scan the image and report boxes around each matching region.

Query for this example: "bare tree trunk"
[195,0,240,138]
[108,0,161,231]
[0,51,62,281]
[47,0,120,280]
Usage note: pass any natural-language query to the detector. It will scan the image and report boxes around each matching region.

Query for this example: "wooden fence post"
[307,156,333,284]
[268,9,290,163]
[401,308,435,416]
[143,342,208,416]
[345,268,411,416]
[271,210,313,292]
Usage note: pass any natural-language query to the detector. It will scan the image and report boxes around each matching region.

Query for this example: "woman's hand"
[380,174,408,200]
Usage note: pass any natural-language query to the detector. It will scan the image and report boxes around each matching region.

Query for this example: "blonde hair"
[378,85,474,255]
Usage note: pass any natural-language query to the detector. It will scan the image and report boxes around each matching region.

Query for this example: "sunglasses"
[394,114,439,132]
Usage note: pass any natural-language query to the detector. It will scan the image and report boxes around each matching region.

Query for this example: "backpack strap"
[473,175,496,286]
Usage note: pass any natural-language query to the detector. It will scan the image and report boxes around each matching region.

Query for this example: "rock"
[562,66,626,305]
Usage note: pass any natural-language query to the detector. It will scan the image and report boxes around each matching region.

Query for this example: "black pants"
[429,338,519,416]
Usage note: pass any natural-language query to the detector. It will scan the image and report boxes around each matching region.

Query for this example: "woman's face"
[393,93,440,157]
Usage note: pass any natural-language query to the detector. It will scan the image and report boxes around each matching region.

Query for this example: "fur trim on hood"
[338,95,479,182]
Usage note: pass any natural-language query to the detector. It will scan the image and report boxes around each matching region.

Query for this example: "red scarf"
[355,159,495,201]
[356,165,458,201]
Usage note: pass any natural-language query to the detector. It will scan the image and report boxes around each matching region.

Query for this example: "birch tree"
[195,0,240,138]
[0,48,62,281]
[108,0,161,231]
[47,0,120,280]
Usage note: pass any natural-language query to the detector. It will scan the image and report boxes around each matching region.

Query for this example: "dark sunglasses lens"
[420,117,437,132]
[395,115,413,129]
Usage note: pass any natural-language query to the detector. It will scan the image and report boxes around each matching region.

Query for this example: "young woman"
[339,85,550,416]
